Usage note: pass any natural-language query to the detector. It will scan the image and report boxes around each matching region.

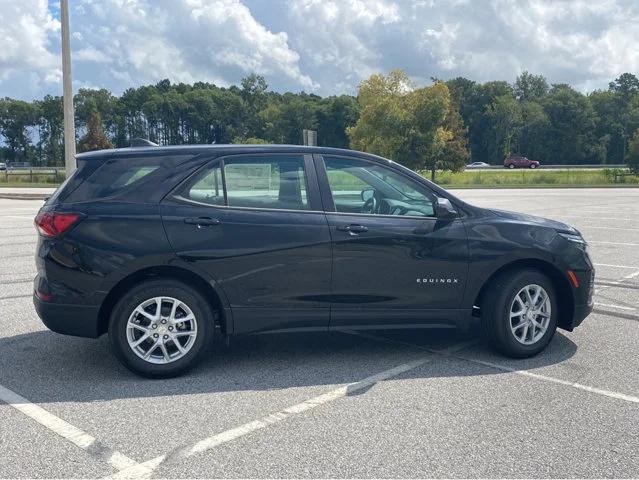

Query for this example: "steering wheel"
[362,192,377,214]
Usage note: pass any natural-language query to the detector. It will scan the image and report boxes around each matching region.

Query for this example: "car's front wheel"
[508,164,515,169]
[481,269,558,358]
[109,280,214,378]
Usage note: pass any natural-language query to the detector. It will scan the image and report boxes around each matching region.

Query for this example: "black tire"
[108,279,214,378]
[480,269,558,358]
[508,164,515,169]
[530,164,537,169]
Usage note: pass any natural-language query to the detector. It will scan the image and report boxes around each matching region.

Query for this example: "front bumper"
[33,294,101,338]
[562,268,594,331]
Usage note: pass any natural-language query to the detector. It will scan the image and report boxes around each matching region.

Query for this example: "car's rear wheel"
[508,164,515,169]
[481,269,558,358]
[109,280,214,378]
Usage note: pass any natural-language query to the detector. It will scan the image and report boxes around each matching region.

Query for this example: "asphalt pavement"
[0,189,638,478]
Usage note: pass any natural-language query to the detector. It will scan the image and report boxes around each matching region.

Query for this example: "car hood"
[489,208,579,234]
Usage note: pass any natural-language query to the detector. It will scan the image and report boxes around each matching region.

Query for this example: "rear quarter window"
[64,155,192,203]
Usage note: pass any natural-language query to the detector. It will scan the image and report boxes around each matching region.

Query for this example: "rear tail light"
[34,211,82,237]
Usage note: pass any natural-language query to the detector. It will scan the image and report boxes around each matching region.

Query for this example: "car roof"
[75,144,390,163]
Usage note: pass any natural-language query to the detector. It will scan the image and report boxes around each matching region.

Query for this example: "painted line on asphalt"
[581,225,639,232]
[0,278,33,285]
[0,384,138,471]
[0,294,32,301]
[594,263,639,270]
[594,302,635,311]
[596,280,639,290]
[593,308,639,323]
[1,215,34,219]
[588,240,639,247]
[107,339,477,479]
[550,215,639,223]
[450,352,639,405]
[348,331,639,405]
[0,254,34,260]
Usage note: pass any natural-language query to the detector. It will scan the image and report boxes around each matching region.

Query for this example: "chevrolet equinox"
[34,144,594,377]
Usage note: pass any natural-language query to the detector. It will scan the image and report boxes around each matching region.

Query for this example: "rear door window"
[181,155,310,211]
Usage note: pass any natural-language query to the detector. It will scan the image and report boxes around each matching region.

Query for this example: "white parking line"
[0,384,138,471]
[451,353,639,405]
[107,339,477,479]
[549,215,639,223]
[594,263,639,270]
[580,225,639,232]
[594,302,636,311]
[589,240,639,247]
[347,331,639,405]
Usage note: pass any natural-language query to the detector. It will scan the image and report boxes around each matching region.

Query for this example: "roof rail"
[130,138,159,147]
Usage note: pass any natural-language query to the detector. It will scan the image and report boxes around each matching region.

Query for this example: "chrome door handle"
[184,217,220,227]
[336,224,368,234]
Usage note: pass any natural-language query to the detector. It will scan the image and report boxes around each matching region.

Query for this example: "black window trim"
[171,152,325,214]
[314,154,443,221]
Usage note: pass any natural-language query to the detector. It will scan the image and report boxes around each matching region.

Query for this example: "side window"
[324,156,435,217]
[224,156,309,210]
[182,155,310,211]
[187,163,224,206]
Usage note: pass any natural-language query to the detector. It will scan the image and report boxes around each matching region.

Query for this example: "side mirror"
[436,197,457,219]
[361,188,374,202]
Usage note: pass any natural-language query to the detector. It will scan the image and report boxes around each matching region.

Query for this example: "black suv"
[34,145,594,377]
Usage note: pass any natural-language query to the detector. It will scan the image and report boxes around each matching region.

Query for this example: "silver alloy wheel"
[509,284,551,345]
[126,296,198,364]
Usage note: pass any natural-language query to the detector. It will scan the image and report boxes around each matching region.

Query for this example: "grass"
[425,168,639,188]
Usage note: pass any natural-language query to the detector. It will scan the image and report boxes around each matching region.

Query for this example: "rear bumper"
[33,295,101,338]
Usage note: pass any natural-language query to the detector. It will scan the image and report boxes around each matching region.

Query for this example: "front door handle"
[184,217,220,227]
[337,224,368,234]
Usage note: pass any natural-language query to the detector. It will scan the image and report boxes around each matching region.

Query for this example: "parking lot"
[0,188,638,478]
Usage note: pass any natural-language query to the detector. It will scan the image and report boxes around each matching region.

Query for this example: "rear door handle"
[336,224,368,234]
[184,217,220,227]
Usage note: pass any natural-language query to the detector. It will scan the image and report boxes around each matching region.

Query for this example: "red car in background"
[504,155,540,169]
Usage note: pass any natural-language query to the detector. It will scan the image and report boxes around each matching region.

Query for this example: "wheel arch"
[473,258,574,331]
[97,265,230,336]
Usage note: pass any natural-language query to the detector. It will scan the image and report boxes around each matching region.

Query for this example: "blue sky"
[1,0,638,100]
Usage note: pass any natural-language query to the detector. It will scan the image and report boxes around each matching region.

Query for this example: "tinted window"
[65,155,191,203]
[186,163,224,206]
[224,156,309,210]
[324,157,435,217]
[182,155,310,211]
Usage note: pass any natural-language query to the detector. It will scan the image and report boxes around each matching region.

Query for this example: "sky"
[0,0,638,100]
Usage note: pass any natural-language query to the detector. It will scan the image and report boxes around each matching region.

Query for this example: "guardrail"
[1,167,65,183]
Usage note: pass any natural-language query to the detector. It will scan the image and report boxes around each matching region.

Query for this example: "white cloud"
[0,0,60,85]
[0,0,638,99]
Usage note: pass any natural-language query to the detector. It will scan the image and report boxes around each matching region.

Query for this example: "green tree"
[35,95,64,166]
[347,70,451,173]
[514,71,549,102]
[627,129,639,173]
[484,95,522,161]
[78,111,113,152]
[0,98,37,162]
[541,84,600,165]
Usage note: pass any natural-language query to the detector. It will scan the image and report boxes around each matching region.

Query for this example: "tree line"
[1,71,638,171]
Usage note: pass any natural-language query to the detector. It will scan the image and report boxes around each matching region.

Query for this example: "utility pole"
[61,0,76,175]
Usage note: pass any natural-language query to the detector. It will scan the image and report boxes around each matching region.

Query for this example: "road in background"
[0,189,638,478]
